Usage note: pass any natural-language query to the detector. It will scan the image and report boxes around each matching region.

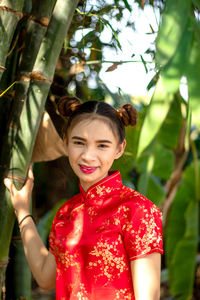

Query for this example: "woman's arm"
[4,167,57,290]
[131,252,161,300]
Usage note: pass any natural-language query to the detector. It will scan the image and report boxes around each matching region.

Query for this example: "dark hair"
[57,96,138,143]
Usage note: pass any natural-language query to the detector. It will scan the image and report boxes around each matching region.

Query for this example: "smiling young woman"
[4,97,163,300]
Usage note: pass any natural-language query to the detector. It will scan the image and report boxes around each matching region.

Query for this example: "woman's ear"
[115,140,126,160]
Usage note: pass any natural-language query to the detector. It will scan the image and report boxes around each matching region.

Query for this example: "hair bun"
[117,104,138,127]
[57,96,81,117]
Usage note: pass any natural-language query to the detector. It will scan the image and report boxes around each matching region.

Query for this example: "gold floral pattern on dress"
[114,288,133,300]
[88,235,128,283]
[56,249,81,272]
[87,206,98,223]
[74,283,89,300]
[49,170,163,300]
[121,200,163,259]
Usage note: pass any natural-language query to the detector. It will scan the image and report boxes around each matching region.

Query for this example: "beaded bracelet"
[18,214,35,227]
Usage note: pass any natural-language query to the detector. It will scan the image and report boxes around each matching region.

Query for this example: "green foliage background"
[0,0,200,299]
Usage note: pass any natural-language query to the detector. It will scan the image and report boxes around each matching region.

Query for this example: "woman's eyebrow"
[71,136,112,144]
[72,136,86,141]
[96,139,112,144]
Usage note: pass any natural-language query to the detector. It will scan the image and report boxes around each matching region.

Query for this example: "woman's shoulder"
[119,185,162,215]
[53,193,82,220]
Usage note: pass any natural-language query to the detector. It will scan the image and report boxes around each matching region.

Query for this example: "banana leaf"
[165,161,199,299]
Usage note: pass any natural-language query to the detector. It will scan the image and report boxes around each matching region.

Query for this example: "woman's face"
[65,118,126,191]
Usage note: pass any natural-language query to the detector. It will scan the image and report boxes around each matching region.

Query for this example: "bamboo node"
[18,74,31,82]
[0,6,23,19]
[30,71,52,83]
[0,258,9,267]
[30,16,50,27]
[6,173,26,183]
[40,17,50,27]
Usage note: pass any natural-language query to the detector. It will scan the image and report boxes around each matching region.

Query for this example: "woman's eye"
[74,141,84,145]
[98,144,109,148]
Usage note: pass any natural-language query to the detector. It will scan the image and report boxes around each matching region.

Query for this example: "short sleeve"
[121,197,163,260]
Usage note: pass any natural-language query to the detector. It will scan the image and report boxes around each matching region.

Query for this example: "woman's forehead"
[69,117,117,139]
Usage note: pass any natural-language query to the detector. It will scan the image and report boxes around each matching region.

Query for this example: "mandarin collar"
[79,170,122,204]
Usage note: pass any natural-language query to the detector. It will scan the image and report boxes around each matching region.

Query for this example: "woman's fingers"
[4,178,12,191]
[4,178,16,196]
[26,166,34,191]
[28,165,34,180]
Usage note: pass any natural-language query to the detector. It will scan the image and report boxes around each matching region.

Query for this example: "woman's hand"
[4,166,57,289]
[4,166,34,220]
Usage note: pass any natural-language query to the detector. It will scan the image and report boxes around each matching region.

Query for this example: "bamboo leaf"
[106,62,122,72]
[147,71,159,91]
[122,0,132,12]
[156,0,192,67]
[76,8,122,50]
[101,18,122,50]
[140,55,148,73]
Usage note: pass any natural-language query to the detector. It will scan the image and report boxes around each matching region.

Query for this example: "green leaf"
[147,71,159,91]
[137,20,193,157]
[112,108,146,180]
[156,0,192,67]
[165,161,200,299]
[137,74,175,157]
[137,143,174,180]
[140,55,148,73]
[151,143,174,180]
[192,0,200,10]
[101,18,122,50]
[112,125,140,180]
[37,199,66,244]
[186,26,200,127]
[145,175,165,206]
[122,0,132,12]
[157,96,184,149]
[169,201,198,297]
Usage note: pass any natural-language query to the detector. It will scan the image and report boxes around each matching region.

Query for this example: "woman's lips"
[79,165,98,174]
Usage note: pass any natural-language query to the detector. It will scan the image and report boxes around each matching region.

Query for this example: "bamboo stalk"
[0,0,79,292]
[4,3,57,298]
[0,0,57,181]
[0,0,24,81]
[5,224,31,300]
[19,0,56,74]
[10,0,80,185]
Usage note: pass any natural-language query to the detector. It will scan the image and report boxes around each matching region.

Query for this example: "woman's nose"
[81,147,96,161]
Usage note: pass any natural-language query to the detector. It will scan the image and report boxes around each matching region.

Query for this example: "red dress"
[49,171,163,300]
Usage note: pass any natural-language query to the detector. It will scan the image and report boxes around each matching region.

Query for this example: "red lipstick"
[79,165,97,174]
